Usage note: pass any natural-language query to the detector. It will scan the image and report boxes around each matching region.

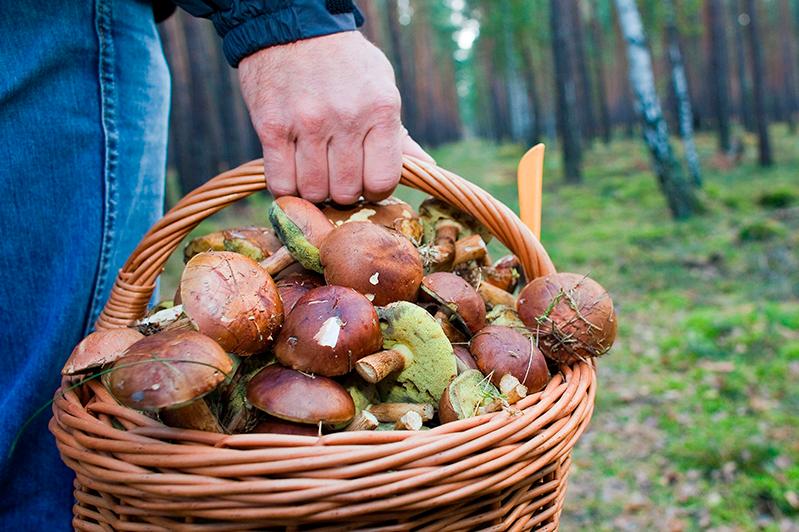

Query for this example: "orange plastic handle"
[517,144,545,240]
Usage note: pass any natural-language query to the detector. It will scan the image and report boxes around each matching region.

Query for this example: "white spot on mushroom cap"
[369,272,380,285]
[345,209,377,223]
[314,316,343,348]
[365,294,375,302]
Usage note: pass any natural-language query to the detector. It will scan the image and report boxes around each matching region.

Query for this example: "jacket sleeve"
[171,0,364,68]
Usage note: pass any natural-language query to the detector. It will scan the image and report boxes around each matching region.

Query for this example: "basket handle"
[95,157,555,330]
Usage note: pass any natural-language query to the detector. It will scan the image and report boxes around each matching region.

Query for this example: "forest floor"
[162,126,799,531]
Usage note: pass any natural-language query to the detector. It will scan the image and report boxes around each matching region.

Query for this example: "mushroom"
[481,254,524,293]
[517,272,617,364]
[452,234,488,268]
[103,330,234,432]
[274,285,383,376]
[246,364,355,426]
[179,251,284,355]
[184,226,282,263]
[420,272,486,335]
[274,270,325,314]
[394,410,424,431]
[261,196,334,275]
[62,328,144,376]
[344,411,379,431]
[434,310,468,344]
[470,325,549,393]
[251,416,320,436]
[418,198,492,269]
[453,344,478,373]
[438,369,500,424]
[367,403,435,423]
[319,221,424,306]
[485,304,527,329]
[323,196,424,243]
[355,301,457,405]
[477,281,517,309]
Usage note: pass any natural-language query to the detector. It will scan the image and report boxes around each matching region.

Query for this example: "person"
[0,0,430,528]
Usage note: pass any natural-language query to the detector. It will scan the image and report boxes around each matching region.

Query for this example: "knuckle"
[258,119,293,142]
[370,91,401,122]
[297,109,326,134]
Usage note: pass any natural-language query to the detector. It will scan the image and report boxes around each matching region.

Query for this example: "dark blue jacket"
[172,0,364,67]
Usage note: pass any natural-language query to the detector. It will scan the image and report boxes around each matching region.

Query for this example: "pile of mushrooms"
[63,193,617,435]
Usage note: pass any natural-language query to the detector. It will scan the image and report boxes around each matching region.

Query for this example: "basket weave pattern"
[51,157,596,530]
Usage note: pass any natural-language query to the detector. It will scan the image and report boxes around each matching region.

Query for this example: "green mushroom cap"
[376,301,457,405]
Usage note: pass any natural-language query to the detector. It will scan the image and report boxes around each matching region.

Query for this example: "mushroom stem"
[477,281,517,309]
[452,234,488,267]
[259,246,295,276]
[160,400,223,433]
[367,403,435,423]
[344,410,379,431]
[394,410,424,430]
[428,222,460,268]
[499,374,528,405]
[355,349,407,383]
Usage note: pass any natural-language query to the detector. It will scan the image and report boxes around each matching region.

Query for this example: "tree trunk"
[614,0,699,219]
[520,43,543,146]
[708,0,732,153]
[386,0,416,135]
[550,0,582,182]
[589,2,612,144]
[665,0,702,186]
[779,0,798,133]
[745,0,773,165]
[731,0,755,131]
[569,0,596,142]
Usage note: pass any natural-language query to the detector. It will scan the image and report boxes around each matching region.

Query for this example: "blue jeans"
[0,1,169,528]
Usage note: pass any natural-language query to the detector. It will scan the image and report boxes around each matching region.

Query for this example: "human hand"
[239,31,433,205]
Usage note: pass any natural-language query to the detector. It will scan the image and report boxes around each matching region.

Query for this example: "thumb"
[401,131,435,165]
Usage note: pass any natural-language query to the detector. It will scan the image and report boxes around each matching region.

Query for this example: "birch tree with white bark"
[664,0,702,187]
[614,0,699,219]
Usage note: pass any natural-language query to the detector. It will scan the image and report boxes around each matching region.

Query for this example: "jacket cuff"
[220,0,364,68]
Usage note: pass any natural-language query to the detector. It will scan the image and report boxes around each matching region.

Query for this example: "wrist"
[221,0,363,67]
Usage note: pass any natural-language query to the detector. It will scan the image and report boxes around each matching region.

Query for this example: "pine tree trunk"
[386,0,416,135]
[520,44,543,146]
[708,0,732,153]
[569,0,596,142]
[779,0,798,133]
[665,0,702,186]
[745,0,773,165]
[590,4,612,144]
[550,0,583,182]
[732,0,755,131]
[615,0,699,219]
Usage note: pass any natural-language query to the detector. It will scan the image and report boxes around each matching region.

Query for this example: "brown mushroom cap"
[275,285,383,376]
[246,364,355,425]
[470,325,549,392]
[275,271,325,314]
[517,272,617,364]
[323,197,423,242]
[222,226,283,261]
[103,330,234,411]
[453,344,478,373]
[273,196,333,249]
[420,272,486,334]
[62,328,144,375]
[180,251,284,355]
[251,416,320,436]
[319,221,423,306]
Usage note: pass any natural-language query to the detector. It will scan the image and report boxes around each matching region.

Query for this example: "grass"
[161,125,799,529]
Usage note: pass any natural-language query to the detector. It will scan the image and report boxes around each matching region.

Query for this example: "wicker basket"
[50,156,596,531]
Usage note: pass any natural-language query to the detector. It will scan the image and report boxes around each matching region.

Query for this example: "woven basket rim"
[51,156,597,528]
